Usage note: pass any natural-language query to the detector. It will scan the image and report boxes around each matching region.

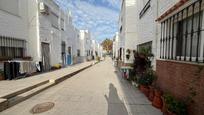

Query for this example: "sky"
[55,0,121,43]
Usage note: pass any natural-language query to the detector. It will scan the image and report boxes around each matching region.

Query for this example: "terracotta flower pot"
[161,96,167,113]
[148,86,155,101]
[0,75,5,81]
[152,89,163,109]
[140,85,150,97]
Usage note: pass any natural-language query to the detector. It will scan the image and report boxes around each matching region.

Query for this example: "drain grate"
[30,102,55,114]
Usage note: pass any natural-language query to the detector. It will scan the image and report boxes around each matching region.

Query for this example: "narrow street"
[1,58,161,115]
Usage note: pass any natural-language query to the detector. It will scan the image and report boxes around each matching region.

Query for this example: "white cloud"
[55,0,120,42]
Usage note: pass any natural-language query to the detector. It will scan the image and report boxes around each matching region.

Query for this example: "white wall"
[135,0,159,69]
[119,0,138,64]
[0,0,28,41]
[79,30,92,61]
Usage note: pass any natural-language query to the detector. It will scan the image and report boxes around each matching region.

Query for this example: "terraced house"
[0,0,92,79]
[118,0,204,114]
[156,0,204,115]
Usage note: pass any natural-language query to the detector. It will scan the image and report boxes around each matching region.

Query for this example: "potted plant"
[0,69,4,80]
[163,93,187,115]
[126,49,131,60]
[126,54,130,60]
[152,88,163,109]
[138,69,156,97]
[148,86,155,101]
[126,49,131,54]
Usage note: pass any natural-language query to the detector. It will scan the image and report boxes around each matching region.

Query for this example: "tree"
[101,38,113,53]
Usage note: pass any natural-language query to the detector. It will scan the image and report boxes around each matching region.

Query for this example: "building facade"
[119,0,138,64]
[0,0,29,63]
[79,30,93,61]
[156,0,204,115]
[119,0,204,114]
[0,0,84,73]
[112,32,120,59]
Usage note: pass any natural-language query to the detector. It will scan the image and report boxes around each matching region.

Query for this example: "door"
[61,42,66,66]
[67,46,72,65]
[41,42,50,71]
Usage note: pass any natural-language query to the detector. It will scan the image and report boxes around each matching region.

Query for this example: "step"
[1,80,49,99]
[7,82,55,108]
[0,63,94,112]
[0,99,8,112]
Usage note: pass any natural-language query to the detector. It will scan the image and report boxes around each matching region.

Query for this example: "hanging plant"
[126,49,131,54]
[126,54,130,60]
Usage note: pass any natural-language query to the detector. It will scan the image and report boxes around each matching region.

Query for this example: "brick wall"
[156,60,204,115]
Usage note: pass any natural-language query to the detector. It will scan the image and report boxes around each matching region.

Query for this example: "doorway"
[41,42,50,71]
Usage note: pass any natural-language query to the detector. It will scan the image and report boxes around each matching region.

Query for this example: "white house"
[134,0,158,69]
[27,0,70,71]
[91,40,103,59]
[112,32,120,59]
[119,0,204,115]
[64,11,81,65]
[0,0,29,57]
[119,0,138,65]
[79,30,93,61]
[0,0,29,69]
[28,0,83,70]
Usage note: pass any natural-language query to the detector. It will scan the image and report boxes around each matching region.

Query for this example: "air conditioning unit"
[39,2,49,15]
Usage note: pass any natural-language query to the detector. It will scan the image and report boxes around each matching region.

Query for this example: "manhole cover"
[31,102,55,114]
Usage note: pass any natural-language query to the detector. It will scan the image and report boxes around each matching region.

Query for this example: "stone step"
[0,99,8,112]
[0,62,94,112]
[7,82,55,108]
[1,80,49,99]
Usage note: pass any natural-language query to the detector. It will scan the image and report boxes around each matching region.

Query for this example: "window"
[0,36,26,59]
[160,0,204,63]
[137,41,152,53]
[61,41,66,53]
[0,0,19,16]
[61,19,65,31]
[120,26,122,33]
[139,0,151,19]
[68,47,71,55]
[77,50,80,57]
[50,12,59,29]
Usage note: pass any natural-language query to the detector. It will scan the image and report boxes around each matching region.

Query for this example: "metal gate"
[41,42,50,71]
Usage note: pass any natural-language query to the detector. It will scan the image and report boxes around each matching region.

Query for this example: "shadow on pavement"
[105,83,129,115]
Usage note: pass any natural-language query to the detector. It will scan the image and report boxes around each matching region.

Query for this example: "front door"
[67,46,72,65]
[41,42,50,71]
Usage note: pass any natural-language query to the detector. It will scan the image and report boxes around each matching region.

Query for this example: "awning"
[156,0,189,22]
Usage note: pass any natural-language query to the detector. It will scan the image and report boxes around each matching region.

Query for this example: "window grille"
[160,0,204,63]
[0,36,26,59]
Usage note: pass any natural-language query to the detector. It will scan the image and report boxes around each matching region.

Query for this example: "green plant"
[0,69,3,76]
[126,49,131,54]
[164,93,187,115]
[139,47,154,57]
[138,69,156,86]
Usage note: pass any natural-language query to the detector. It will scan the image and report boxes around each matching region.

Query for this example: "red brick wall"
[156,60,204,115]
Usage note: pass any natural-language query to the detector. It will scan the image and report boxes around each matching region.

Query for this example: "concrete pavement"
[0,58,162,115]
[0,61,93,98]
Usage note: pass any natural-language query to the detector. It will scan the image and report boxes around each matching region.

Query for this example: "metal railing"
[160,0,204,63]
[0,36,26,59]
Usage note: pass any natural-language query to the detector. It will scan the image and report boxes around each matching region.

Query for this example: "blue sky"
[55,0,121,43]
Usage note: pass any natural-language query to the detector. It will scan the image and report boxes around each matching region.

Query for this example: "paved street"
[0,58,162,115]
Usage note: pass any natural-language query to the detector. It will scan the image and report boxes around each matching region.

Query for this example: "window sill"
[157,59,204,66]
